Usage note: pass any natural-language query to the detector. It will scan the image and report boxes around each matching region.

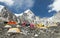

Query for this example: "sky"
[0,0,59,18]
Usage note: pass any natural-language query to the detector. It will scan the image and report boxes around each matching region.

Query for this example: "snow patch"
[34,34,38,37]
[24,9,31,13]
[15,13,23,17]
[0,5,4,12]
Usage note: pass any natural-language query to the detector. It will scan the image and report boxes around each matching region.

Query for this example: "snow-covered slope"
[12,8,60,26]
[0,5,17,22]
[15,9,40,24]
[0,5,59,26]
[15,9,34,17]
[49,12,60,22]
[0,5,4,12]
[15,13,23,17]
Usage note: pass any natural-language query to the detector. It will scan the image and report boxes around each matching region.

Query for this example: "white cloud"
[0,0,34,12]
[48,0,60,12]
[13,0,34,11]
[0,0,14,6]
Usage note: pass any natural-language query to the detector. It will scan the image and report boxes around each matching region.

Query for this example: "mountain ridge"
[0,5,60,26]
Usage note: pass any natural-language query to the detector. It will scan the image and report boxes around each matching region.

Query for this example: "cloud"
[0,0,35,13]
[13,0,35,12]
[0,0,14,6]
[48,0,60,12]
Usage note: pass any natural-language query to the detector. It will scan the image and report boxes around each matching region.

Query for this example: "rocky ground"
[0,25,60,38]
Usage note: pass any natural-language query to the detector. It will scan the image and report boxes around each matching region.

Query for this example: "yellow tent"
[35,23,48,29]
[36,23,44,28]
[7,28,20,33]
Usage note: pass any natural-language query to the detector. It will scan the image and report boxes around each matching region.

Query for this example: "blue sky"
[0,0,57,18]
[31,0,56,17]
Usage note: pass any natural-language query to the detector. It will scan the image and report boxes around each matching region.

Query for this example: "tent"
[7,28,20,33]
[16,25,20,27]
[35,23,46,28]
[30,23,35,29]
[7,21,17,25]
[5,25,11,28]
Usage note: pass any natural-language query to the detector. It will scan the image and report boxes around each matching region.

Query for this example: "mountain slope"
[0,5,17,22]
[15,9,40,24]
[49,12,60,22]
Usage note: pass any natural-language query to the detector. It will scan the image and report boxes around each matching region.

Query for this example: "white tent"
[5,25,11,28]
[16,25,20,27]
[7,28,20,33]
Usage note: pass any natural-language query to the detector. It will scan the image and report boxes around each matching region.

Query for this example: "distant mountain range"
[0,5,60,26]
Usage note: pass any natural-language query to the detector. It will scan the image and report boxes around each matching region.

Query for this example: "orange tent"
[7,21,17,25]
